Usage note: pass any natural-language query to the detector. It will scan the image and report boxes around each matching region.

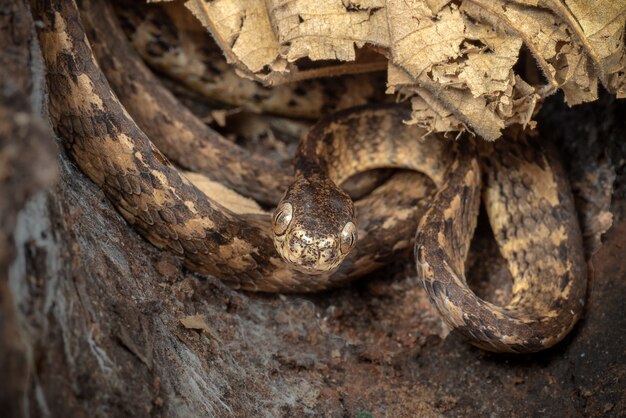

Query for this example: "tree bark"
[1,1,625,417]
[0,1,58,416]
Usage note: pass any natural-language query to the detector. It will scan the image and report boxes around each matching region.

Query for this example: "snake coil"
[35,0,587,353]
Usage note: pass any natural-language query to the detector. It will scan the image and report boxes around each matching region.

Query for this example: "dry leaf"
[174,0,625,139]
[185,0,282,75]
[184,171,266,215]
[268,0,388,62]
[463,0,598,106]
[542,0,626,97]
[388,64,467,134]
[179,314,221,341]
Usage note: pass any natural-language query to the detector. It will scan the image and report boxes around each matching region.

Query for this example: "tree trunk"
[1,1,625,417]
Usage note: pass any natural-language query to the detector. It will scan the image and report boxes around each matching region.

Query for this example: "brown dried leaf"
[268,0,389,62]
[184,0,283,75]
[175,0,624,139]
[181,0,389,84]
[463,0,598,106]
[542,0,626,98]
[180,313,211,331]
[388,64,467,134]
[184,171,265,215]
[179,314,221,341]
[386,1,537,139]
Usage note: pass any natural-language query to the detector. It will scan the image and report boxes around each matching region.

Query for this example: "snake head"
[272,176,357,274]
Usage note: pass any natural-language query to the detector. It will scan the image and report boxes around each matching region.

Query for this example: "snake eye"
[416,244,426,264]
[339,222,357,254]
[272,202,293,236]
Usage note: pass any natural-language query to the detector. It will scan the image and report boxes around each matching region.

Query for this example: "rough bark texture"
[1,2,625,417]
[0,1,58,416]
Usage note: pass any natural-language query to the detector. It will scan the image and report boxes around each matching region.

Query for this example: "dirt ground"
[1,1,625,415]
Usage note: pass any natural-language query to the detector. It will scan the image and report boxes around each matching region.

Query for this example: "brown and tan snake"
[34,0,587,353]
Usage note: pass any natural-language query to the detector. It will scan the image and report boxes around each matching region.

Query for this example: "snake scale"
[35,0,437,293]
[34,0,587,352]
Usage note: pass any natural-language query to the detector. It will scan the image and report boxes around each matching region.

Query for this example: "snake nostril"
[320,248,334,263]
[301,245,316,259]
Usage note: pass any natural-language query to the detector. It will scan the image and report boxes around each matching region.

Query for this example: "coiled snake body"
[35,0,587,353]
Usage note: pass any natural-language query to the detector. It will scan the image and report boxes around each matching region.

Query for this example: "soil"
[1,1,625,416]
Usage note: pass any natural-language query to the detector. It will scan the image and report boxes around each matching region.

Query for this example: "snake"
[35,0,440,293]
[35,0,587,352]
[81,0,392,206]
[76,0,438,276]
[415,134,587,352]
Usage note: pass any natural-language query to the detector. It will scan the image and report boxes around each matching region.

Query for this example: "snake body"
[272,107,451,273]
[35,0,587,352]
[80,0,289,205]
[415,136,587,352]
[36,0,436,293]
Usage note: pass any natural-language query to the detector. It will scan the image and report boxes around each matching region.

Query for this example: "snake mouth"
[272,229,345,274]
[288,262,335,275]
